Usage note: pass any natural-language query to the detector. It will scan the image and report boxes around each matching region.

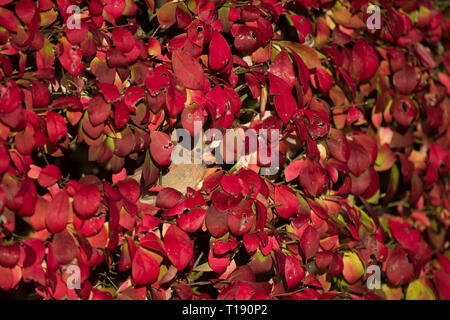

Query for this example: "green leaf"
[342,252,364,284]
[406,279,436,300]
[277,41,321,69]
[383,164,399,204]
[193,262,212,272]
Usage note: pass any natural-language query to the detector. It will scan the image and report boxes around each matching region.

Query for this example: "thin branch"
[330,102,369,110]
[150,25,161,38]
[186,280,231,287]
[40,148,50,165]
[33,105,71,113]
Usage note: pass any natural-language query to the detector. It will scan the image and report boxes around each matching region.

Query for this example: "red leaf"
[164,225,193,271]
[223,85,242,114]
[89,0,104,15]
[205,85,226,122]
[243,234,259,253]
[46,189,69,234]
[437,253,450,274]
[166,76,186,116]
[15,126,35,155]
[176,5,191,29]
[132,247,160,285]
[212,190,243,211]
[66,22,88,45]
[0,265,21,291]
[15,1,36,25]
[300,225,320,260]
[284,160,305,182]
[415,43,437,69]
[73,184,101,219]
[59,37,84,77]
[113,127,134,158]
[429,143,448,168]
[0,80,23,113]
[328,254,344,276]
[106,48,128,67]
[22,238,45,267]
[388,48,406,72]
[386,248,414,286]
[46,111,68,144]
[347,141,370,176]
[218,281,255,300]
[202,171,224,194]
[350,169,371,196]
[0,8,18,32]
[274,185,300,219]
[409,174,424,203]
[438,72,450,95]
[0,242,20,268]
[313,68,333,94]
[290,50,310,91]
[156,188,182,209]
[290,15,314,43]
[104,0,125,19]
[351,133,377,166]
[178,208,206,233]
[269,50,295,88]
[299,161,326,197]
[227,200,255,236]
[112,27,134,53]
[316,251,333,269]
[118,178,141,203]
[114,101,130,129]
[31,80,50,108]
[139,233,165,256]
[124,86,145,110]
[284,255,305,290]
[205,204,229,238]
[393,65,418,94]
[268,72,297,124]
[75,215,105,237]
[352,40,378,81]
[209,31,231,72]
[0,145,9,174]
[326,128,349,162]
[157,1,177,29]
[82,115,104,139]
[234,25,261,52]
[150,131,174,166]
[181,103,205,136]
[257,16,273,43]
[88,96,111,126]
[38,165,61,187]
[97,83,121,103]
[141,149,159,187]
[391,96,417,126]
[208,249,230,274]
[388,219,421,255]
[214,238,238,255]
[52,230,77,265]
[221,173,241,196]
[171,50,205,90]
[145,66,170,95]
[245,73,261,98]
[432,270,450,300]
[237,169,262,198]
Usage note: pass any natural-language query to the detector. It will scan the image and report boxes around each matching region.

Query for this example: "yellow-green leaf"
[406,279,436,300]
[343,252,364,284]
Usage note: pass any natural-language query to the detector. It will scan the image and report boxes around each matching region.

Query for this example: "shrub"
[0,0,449,300]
